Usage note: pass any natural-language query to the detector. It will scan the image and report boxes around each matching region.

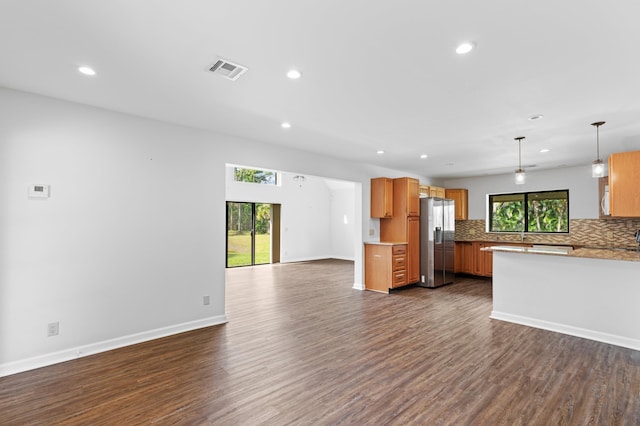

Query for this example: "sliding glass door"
[226,202,272,267]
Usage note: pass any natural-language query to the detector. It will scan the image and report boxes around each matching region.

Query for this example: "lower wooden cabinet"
[473,243,494,277]
[454,241,474,274]
[365,243,408,292]
[455,241,529,277]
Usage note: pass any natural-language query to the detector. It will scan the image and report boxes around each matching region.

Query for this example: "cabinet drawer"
[392,255,406,270]
[392,245,407,255]
[393,271,407,287]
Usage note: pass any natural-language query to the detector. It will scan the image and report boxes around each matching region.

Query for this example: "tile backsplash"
[455,218,640,248]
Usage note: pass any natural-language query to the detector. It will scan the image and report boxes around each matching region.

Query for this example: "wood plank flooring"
[1,259,640,424]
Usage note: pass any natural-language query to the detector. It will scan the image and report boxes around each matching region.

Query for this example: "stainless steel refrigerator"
[418,197,455,288]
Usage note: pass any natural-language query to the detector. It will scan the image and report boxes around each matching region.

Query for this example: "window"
[234,167,277,185]
[488,190,569,233]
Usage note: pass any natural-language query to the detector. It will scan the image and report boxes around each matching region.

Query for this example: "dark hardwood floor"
[2,259,639,425]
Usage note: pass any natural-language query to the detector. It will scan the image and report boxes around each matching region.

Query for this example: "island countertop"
[364,241,408,246]
[483,245,640,262]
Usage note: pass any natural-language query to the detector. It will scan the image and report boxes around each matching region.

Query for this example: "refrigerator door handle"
[434,226,442,244]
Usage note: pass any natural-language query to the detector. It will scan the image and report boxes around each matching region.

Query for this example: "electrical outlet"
[369,229,375,236]
[203,295,210,305]
[47,322,59,337]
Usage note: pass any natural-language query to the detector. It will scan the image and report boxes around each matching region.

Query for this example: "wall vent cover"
[209,58,248,81]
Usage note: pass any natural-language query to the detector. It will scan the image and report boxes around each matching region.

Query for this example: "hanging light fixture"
[591,121,606,178]
[514,136,526,185]
[293,175,306,187]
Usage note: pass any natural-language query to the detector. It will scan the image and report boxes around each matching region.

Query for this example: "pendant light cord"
[591,121,605,162]
[519,139,522,169]
[515,136,525,171]
[596,125,600,160]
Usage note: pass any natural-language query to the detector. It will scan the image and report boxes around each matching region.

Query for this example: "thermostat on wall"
[28,184,50,198]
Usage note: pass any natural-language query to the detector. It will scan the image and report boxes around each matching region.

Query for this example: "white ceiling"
[2,1,640,179]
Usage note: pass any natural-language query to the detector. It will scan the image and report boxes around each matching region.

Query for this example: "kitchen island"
[486,245,640,350]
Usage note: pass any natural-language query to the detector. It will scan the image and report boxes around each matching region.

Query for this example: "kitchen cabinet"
[454,241,474,274]
[379,177,420,285]
[364,243,407,292]
[430,186,446,198]
[475,243,495,277]
[393,177,420,217]
[455,241,530,277]
[406,216,420,283]
[608,150,640,217]
[371,177,393,218]
[445,188,469,220]
[419,184,445,199]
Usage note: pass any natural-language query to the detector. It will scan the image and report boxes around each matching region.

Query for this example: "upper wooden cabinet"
[371,177,393,218]
[420,185,445,198]
[445,188,469,220]
[609,150,640,217]
[431,186,446,198]
[393,177,420,217]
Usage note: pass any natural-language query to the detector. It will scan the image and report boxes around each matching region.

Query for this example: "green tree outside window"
[489,190,568,233]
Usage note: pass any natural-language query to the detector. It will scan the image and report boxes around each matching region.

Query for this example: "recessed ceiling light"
[455,42,475,54]
[528,114,544,121]
[78,66,96,76]
[287,69,302,79]
[377,150,385,155]
[420,154,428,159]
[540,148,550,153]
[281,122,291,129]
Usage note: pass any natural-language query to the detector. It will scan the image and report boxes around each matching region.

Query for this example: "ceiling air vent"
[209,58,248,81]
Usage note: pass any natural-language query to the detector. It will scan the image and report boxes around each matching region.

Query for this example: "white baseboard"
[490,311,640,351]
[330,255,355,261]
[352,282,365,291]
[0,315,227,378]
[282,255,352,263]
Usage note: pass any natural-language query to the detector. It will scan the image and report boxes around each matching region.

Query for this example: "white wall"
[0,88,225,374]
[225,169,355,262]
[0,87,424,375]
[444,166,599,220]
[329,185,356,260]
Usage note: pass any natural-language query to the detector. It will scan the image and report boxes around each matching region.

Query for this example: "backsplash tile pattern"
[455,218,640,248]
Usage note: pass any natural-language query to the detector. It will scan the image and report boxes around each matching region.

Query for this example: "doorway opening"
[226,202,281,267]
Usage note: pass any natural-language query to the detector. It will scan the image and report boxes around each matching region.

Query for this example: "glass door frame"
[226,201,275,268]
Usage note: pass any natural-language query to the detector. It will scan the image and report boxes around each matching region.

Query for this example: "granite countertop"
[485,245,640,262]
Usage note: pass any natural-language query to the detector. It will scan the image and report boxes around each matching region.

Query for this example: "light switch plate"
[28,184,50,198]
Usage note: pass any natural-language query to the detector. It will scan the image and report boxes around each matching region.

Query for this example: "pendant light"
[591,121,606,178]
[514,136,526,185]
